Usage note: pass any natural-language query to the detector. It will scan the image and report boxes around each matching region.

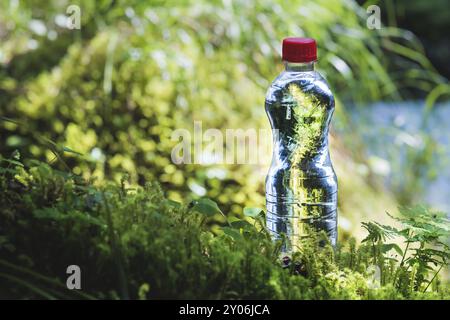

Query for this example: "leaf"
[62,146,83,156]
[33,208,103,226]
[0,158,24,167]
[0,272,56,300]
[381,243,403,256]
[230,220,253,230]
[0,168,18,175]
[362,221,397,243]
[164,199,182,209]
[222,227,242,241]
[192,198,222,217]
[243,207,263,218]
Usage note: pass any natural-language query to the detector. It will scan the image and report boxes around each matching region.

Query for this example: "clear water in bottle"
[265,38,337,252]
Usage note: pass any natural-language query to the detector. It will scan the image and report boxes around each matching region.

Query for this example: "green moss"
[0,155,448,299]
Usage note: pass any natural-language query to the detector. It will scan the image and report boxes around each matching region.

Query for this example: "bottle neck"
[284,61,315,72]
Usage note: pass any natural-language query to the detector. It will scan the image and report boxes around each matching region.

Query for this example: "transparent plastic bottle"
[265,38,337,252]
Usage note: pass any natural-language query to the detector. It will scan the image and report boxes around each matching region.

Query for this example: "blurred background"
[0,0,449,241]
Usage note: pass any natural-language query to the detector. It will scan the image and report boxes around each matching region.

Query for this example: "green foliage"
[361,207,449,294]
[0,155,448,299]
[0,0,445,228]
[0,0,448,299]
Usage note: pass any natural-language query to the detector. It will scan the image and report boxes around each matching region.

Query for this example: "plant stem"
[400,240,410,267]
[102,191,129,299]
[423,264,444,293]
[393,239,410,289]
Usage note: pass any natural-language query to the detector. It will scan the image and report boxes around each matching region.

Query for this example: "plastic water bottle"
[265,38,337,252]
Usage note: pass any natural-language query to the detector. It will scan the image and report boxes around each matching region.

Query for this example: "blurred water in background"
[342,101,450,213]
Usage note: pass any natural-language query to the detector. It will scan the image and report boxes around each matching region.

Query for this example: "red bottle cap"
[282,37,317,63]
